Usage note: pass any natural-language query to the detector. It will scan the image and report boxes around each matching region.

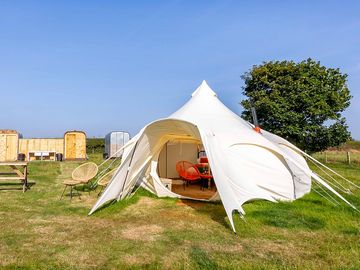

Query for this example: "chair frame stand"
[60,184,82,201]
[60,162,98,202]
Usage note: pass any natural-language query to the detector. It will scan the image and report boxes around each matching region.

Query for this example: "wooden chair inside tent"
[97,168,116,196]
[61,162,98,201]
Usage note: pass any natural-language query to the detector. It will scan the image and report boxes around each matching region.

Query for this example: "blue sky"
[1,1,359,139]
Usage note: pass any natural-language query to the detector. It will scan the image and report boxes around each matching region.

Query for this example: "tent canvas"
[90,81,356,232]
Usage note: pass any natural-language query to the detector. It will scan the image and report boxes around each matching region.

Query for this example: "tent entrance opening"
[157,140,217,200]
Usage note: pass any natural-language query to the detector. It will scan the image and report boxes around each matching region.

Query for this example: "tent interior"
[156,139,217,200]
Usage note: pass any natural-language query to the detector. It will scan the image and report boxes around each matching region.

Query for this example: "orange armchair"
[176,161,212,189]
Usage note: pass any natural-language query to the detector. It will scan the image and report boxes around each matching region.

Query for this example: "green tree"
[86,138,105,153]
[241,58,352,152]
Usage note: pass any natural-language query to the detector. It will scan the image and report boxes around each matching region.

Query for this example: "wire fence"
[312,151,360,165]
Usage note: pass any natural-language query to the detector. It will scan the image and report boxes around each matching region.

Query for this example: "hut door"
[0,134,17,161]
[6,135,17,161]
[66,134,76,159]
[76,136,85,159]
[0,134,6,161]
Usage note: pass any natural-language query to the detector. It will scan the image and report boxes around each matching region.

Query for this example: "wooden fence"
[312,151,360,165]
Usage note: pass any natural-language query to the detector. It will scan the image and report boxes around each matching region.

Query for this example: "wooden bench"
[0,161,29,192]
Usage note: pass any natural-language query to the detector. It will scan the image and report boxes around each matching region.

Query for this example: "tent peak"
[191,80,217,97]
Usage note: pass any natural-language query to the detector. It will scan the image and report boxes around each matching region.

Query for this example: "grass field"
[0,153,359,269]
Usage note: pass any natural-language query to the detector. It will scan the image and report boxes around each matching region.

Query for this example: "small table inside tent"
[0,161,29,192]
[196,163,212,189]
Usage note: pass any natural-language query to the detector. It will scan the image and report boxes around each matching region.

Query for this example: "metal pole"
[251,106,259,127]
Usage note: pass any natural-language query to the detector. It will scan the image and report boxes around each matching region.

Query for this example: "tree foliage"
[86,138,105,153]
[241,58,352,152]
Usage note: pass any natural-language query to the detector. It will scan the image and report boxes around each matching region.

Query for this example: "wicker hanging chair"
[96,168,116,196]
[61,162,99,201]
[72,162,99,183]
[97,168,116,187]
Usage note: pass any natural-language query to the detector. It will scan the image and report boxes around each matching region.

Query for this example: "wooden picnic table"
[0,161,29,192]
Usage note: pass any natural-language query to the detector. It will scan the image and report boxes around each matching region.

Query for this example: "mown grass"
[0,154,359,269]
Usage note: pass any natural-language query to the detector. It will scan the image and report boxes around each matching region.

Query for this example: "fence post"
[325,152,328,163]
[347,151,351,165]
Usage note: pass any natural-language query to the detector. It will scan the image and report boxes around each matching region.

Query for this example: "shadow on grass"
[0,182,36,191]
[300,198,326,205]
[341,227,359,236]
[90,188,158,216]
[177,199,231,230]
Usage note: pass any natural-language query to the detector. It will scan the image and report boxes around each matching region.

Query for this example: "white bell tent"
[90,81,357,232]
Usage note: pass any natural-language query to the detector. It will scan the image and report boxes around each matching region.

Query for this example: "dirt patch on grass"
[63,192,98,207]
[161,249,189,269]
[241,238,301,260]
[24,215,117,268]
[155,210,187,230]
[203,242,244,253]
[0,246,18,266]
[150,207,211,232]
[122,197,162,216]
[122,253,155,266]
[121,224,164,241]
[29,215,117,247]
[176,200,207,209]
